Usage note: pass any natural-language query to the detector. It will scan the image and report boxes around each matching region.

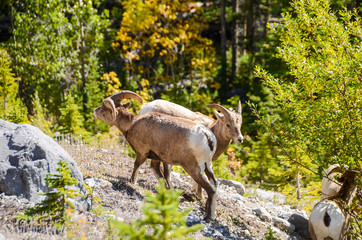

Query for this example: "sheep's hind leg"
[193,162,216,198]
[183,163,217,222]
[130,153,147,185]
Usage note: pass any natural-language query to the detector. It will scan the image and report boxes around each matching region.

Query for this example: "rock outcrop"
[0,120,85,204]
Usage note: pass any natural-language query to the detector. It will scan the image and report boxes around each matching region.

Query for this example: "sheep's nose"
[237,136,243,144]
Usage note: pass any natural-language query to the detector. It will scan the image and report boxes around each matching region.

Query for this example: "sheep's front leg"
[130,153,147,184]
[162,162,173,190]
[192,181,203,198]
[204,162,218,188]
[150,161,173,190]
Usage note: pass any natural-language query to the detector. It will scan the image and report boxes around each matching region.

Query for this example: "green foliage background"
[0,0,361,236]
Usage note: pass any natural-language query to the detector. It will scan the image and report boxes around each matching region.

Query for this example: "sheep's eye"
[226,124,231,128]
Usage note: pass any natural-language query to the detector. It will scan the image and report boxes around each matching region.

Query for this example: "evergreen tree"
[58,93,85,136]
[29,92,52,135]
[17,160,83,228]
[111,179,203,240]
[0,48,28,123]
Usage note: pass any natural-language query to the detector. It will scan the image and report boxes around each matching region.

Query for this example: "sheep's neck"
[210,121,231,161]
[114,110,135,135]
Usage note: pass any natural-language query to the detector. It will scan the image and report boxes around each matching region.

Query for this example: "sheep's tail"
[200,126,216,153]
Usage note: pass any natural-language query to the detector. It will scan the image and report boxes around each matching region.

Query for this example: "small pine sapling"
[16,159,83,228]
[110,179,204,240]
[264,226,279,240]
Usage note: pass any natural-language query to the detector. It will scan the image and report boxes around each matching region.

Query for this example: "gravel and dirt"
[0,138,311,239]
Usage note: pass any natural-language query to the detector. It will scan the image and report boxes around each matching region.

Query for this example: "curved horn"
[236,100,242,114]
[207,104,231,118]
[110,90,143,103]
[103,98,117,121]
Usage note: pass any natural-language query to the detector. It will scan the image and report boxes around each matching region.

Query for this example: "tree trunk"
[296,166,301,200]
[231,0,241,83]
[220,0,227,87]
[79,18,88,119]
[246,0,255,52]
[263,0,270,38]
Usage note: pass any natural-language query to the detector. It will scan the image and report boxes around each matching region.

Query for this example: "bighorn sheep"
[309,165,359,240]
[93,91,218,221]
[140,99,243,196]
[321,164,346,200]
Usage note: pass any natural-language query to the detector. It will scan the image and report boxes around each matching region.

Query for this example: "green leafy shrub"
[110,179,204,240]
[254,0,361,236]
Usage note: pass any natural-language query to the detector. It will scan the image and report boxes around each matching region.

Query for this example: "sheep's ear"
[103,98,117,121]
[236,100,242,115]
[103,99,114,110]
[122,102,132,109]
[214,110,224,120]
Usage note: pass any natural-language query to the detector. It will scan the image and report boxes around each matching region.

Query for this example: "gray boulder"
[0,120,85,204]
[288,213,311,239]
[218,178,245,196]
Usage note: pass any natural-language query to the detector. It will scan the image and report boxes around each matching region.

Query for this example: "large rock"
[288,213,311,239]
[0,120,85,204]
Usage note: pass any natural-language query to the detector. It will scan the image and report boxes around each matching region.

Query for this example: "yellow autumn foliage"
[114,0,216,85]
[101,71,122,96]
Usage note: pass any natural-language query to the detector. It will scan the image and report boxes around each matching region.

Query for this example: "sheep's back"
[140,100,214,128]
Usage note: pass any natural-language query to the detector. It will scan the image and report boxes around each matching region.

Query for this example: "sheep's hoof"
[204,215,215,223]
[129,179,136,185]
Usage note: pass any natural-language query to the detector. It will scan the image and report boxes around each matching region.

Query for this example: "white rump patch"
[188,125,217,167]
[309,201,345,240]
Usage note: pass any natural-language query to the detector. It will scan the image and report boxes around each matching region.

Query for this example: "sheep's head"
[321,164,345,199]
[208,101,243,144]
[93,90,143,125]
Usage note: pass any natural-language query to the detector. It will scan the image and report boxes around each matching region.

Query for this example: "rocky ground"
[0,139,312,239]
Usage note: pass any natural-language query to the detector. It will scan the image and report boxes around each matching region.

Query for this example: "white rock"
[253,207,272,222]
[108,214,124,222]
[230,193,245,202]
[255,189,285,204]
[85,177,112,189]
[277,210,293,220]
